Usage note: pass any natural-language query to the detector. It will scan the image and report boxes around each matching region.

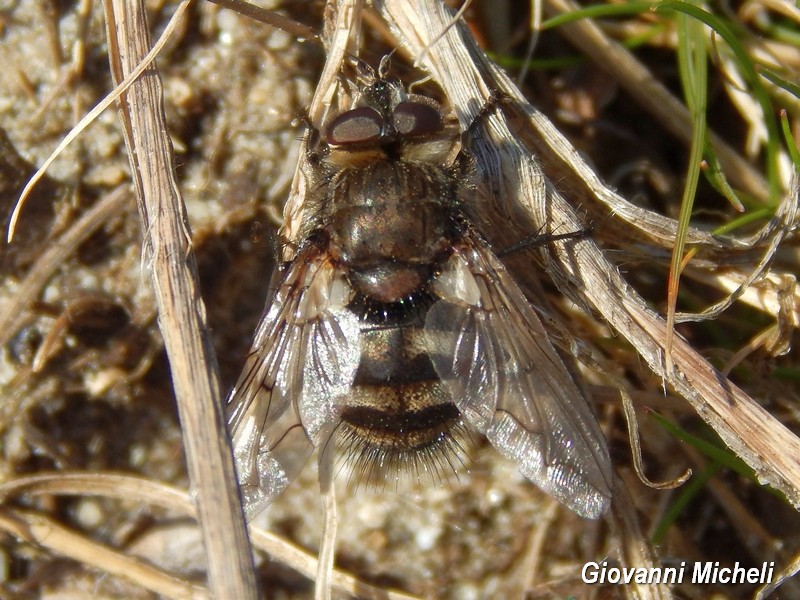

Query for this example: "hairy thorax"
[327,160,458,302]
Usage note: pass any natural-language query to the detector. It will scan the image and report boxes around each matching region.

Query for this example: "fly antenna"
[378,50,398,80]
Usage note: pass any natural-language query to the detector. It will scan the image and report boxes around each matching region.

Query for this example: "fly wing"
[226,247,359,519]
[426,239,613,518]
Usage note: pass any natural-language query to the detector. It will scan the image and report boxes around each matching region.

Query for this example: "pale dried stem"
[0,186,130,350]
[6,0,190,243]
[0,507,208,600]
[609,475,675,600]
[514,498,560,593]
[102,0,257,597]
[756,551,800,599]
[0,472,421,600]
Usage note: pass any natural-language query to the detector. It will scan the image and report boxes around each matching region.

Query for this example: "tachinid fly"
[225,60,613,520]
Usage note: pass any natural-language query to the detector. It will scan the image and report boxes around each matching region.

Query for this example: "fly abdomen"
[335,315,467,482]
[341,384,459,451]
[348,263,433,304]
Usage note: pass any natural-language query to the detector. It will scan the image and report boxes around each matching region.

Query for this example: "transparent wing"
[225,248,359,519]
[426,239,613,518]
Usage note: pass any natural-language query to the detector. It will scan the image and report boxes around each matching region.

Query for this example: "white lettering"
[693,561,713,583]
[582,563,694,585]
[690,561,780,585]
[582,562,599,584]
[661,567,679,584]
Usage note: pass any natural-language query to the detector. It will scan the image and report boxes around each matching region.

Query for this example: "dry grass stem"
[0,507,209,600]
[621,387,691,490]
[756,552,800,600]
[0,186,130,350]
[609,476,674,600]
[6,0,193,243]
[102,0,256,597]
[0,472,421,600]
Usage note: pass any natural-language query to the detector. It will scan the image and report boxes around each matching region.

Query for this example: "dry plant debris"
[0,0,798,598]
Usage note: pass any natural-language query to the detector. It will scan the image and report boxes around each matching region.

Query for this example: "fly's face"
[225,65,613,520]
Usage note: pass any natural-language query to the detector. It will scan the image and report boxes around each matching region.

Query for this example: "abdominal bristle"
[335,420,472,494]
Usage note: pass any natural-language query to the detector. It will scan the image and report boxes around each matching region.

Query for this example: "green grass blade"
[656,0,782,203]
[540,2,655,30]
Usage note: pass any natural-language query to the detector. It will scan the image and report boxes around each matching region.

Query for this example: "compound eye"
[324,106,383,145]
[392,101,443,136]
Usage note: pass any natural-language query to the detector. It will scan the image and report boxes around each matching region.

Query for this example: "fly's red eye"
[392,102,443,136]
[324,106,384,145]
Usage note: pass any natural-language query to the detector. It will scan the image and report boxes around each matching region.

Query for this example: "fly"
[225,59,613,520]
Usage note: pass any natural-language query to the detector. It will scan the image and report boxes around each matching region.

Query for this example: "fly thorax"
[328,161,457,301]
